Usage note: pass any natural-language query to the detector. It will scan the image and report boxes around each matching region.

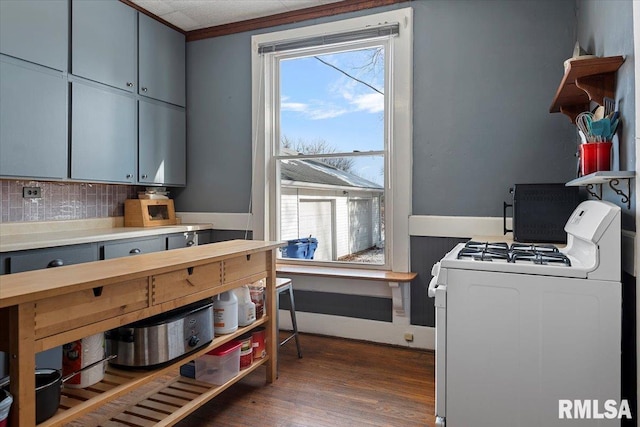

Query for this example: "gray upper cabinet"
[139,14,186,107]
[71,81,136,183]
[72,0,136,92]
[139,99,186,186]
[0,58,68,179]
[0,0,68,71]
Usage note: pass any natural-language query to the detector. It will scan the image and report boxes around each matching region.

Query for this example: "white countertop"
[0,217,214,252]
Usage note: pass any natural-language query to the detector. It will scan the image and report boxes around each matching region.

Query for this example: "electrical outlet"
[404,332,414,342]
[22,186,42,199]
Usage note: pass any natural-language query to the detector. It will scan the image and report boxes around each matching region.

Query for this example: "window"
[252,8,413,272]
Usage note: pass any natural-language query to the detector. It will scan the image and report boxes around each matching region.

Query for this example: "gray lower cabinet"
[0,58,68,179]
[9,243,98,273]
[166,231,211,249]
[139,13,185,107]
[102,236,164,259]
[71,81,136,183]
[3,243,99,372]
[0,0,68,72]
[72,0,136,92]
[139,99,186,186]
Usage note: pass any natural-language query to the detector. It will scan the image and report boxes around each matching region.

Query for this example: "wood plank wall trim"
[186,0,410,42]
[119,0,186,34]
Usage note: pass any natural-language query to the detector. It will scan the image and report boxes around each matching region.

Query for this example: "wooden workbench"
[0,239,283,426]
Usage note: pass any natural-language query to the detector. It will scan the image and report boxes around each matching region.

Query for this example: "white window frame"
[251,7,413,273]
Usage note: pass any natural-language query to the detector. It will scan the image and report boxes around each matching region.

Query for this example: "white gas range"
[428,200,622,427]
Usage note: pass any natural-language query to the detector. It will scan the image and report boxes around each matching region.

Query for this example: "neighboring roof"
[280,158,383,190]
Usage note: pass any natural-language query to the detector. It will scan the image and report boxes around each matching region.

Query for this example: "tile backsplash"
[0,180,139,223]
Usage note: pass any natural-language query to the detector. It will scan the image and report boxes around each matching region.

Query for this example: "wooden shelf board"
[549,55,624,114]
[68,358,269,427]
[277,263,417,282]
[566,171,635,186]
[40,317,269,426]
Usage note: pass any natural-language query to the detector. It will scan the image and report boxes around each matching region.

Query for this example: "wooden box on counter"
[124,199,177,227]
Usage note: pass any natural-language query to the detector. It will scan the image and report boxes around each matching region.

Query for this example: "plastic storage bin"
[195,341,241,385]
[281,237,318,259]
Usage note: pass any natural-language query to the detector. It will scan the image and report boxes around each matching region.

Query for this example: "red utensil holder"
[580,142,612,176]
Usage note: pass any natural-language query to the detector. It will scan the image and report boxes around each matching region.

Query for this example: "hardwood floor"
[175,333,435,427]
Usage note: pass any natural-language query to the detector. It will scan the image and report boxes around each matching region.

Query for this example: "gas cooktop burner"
[457,241,571,266]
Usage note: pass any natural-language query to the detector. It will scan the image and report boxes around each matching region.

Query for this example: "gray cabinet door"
[139,13,186,106]
[72,0,136,92]
[166,232,198,250]
[71,81,136,183]
[102,236,164,259]
[139,99,186,186]
[0,58,68,179]
[8,243,98,371]
[0,0,68,71]
[9,243,98,273]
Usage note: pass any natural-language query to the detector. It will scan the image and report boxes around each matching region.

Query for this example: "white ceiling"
[129,0,345,32]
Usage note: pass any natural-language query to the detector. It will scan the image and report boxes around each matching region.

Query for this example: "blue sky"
[279,47,385,185]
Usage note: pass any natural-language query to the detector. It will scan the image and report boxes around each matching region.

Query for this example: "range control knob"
[188,335,200,347]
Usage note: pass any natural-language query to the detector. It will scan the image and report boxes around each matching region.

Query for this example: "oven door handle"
[428,262,441,298]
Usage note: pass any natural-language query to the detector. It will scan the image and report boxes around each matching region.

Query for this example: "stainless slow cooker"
[105,299,213,368]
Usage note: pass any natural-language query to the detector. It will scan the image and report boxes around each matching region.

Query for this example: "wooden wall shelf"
[549,56,624,123]
[566,171,635,209]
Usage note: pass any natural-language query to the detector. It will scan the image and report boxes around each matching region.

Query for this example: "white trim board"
[409,215,512,238]
[278,310,435,350]
[177,212,252,231]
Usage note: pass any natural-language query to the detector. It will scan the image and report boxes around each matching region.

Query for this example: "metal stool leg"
[287,287,302,358]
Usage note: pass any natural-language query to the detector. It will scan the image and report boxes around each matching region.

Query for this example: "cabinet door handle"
[47,259,64,268]
[126,174,133,179]
[126,82,134,87]
[141,87,148,92]
[141,174,148,179]
[129,248,141,255]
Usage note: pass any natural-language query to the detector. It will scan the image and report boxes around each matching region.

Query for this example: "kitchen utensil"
[0,354,116,423]
[593,105,605,121]
[576,112,593,142]
[603,97,615,116]
[106,299,214,369]
[590,118,611,142]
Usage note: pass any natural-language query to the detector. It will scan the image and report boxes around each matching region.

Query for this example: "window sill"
[276,263,416,283]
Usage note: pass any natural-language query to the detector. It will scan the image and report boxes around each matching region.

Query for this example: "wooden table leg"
[8,304,36,427]
[265,250,277,384]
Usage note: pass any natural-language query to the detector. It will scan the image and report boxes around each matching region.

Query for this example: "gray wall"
[576,0,636,229]
[175,0,578,216]
[575,1,637,421]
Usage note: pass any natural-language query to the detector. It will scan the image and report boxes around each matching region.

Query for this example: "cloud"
[281,74,383,120]
[281,99,348,120]
[281,102,308,113]
[347,92,384,113]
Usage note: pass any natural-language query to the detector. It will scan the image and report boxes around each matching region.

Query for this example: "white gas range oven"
[428,200,623,427]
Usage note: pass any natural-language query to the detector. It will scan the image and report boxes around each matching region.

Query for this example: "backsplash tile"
[0,180,139,223]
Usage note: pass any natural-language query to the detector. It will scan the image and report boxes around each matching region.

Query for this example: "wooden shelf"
[549,56,624,123]
[566,171,635,208]
[41,317,270,426]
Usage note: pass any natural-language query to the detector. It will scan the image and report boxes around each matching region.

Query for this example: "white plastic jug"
[235,286,256,327]
[213,291,238,334]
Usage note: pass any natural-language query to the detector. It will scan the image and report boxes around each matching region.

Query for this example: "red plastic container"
[580,142,612,175]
